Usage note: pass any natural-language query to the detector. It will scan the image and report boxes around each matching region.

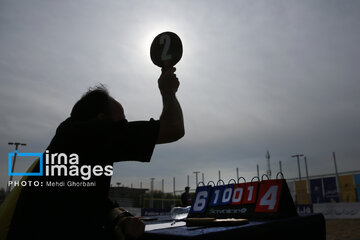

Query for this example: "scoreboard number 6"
[193,191,208,211]
[190,186,211,213]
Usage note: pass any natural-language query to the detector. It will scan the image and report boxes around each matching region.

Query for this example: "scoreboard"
[188,174,297,220]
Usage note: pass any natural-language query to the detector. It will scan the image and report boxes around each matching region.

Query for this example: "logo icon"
[8,150,43,176]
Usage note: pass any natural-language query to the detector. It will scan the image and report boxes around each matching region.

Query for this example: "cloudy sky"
[1,0,359,192]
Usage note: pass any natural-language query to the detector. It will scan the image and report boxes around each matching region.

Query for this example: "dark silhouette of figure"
[3,68,184,240]
[181,186,191,207]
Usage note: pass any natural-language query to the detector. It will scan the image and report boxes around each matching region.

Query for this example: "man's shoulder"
[56,118,158,131]
[55,118,126,134]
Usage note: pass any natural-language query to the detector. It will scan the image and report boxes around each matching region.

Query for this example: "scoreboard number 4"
[259,185,278,210]
[255,180,282,212]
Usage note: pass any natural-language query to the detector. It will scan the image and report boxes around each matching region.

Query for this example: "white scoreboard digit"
[242,182,259,204]
[255,180,282,212]
[190,186,211,213]
[208,186,224,207]
[231,183,246,205]
[220,184,233,205]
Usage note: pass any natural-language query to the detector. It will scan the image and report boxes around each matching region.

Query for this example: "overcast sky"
[1,0,359,192]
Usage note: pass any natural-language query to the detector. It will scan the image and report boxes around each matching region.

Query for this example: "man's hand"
[158,67,180,95]
[114,216,145,240]
[108,208,145,240]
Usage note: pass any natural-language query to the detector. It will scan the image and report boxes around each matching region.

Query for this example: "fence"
[143,198,181,209]
[287,171,360,204]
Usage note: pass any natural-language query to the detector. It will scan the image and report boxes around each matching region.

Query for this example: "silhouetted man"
[4,68,184,240]
[181,186,191,207]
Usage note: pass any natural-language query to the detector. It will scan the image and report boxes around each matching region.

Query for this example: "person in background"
[181,186,192,207]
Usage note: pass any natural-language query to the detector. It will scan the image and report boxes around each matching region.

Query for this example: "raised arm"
[157,67,185,144]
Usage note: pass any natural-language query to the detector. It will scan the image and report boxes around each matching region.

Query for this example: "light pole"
[292,154,304,204]
[266,150,271,179]
[161,179,164,209]
[333,152,341,201]
[193,171,200,187]
[173,177,176,205]
[150,178,155,208]
[8,142,26,193]
[304,156,311,203]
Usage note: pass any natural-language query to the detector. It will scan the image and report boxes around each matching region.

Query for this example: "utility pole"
[193,171,200,187]
[202,173,205,184]
[304,156,310,203]
[161,179,164,209]
[173,177,176,205]
[8,142,26,193]
[150,178,155,208]
[266,150,271,179]
[333,152,341,201]
[162,179,164,192]
[236,168,239,180]
[292,154,304,204]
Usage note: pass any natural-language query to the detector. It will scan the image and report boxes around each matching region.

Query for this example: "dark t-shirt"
[181,192,190,207]
[7,118,159,240]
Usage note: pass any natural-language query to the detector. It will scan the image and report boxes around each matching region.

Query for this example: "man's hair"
[70,85,111,121]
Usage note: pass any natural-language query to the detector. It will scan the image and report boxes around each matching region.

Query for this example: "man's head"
[185,187,190,193]
[70,85,125,121]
